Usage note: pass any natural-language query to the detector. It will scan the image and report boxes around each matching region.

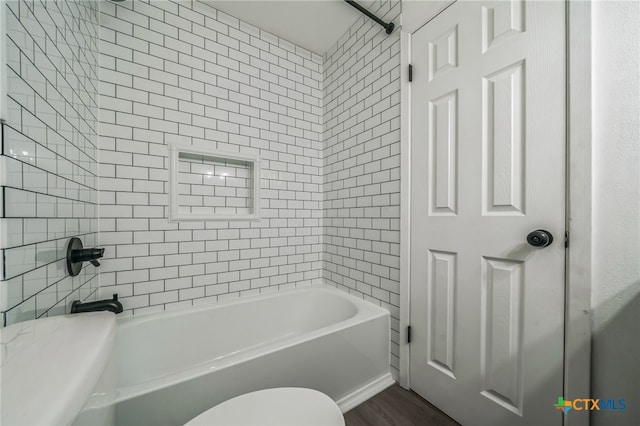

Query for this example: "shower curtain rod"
[344,0,395,34]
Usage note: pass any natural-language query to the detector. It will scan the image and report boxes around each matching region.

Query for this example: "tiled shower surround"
[1,0,401,376]
[323,1,402,376]
[98,0,324,314]
[1,0,100,326]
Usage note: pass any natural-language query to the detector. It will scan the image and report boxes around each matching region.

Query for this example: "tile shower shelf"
[168,144,261,221]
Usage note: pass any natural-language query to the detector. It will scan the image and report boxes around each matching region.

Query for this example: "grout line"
[2,247,5,281]
[1,120,5,155]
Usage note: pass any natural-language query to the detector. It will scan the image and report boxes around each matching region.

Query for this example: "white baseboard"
[335,373,396,413]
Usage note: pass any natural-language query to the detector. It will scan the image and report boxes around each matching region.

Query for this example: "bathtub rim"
[112,284,390,403]
[116,284,387,328]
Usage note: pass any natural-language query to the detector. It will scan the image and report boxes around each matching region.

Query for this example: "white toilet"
[185,388,345,426]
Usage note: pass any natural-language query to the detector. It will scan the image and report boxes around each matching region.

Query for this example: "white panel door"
[409,1,565,425]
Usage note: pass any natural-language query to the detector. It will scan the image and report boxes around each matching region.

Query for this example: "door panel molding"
[480,257,524,415]
[482,61,526,215]
[429,90,459,215]
[481,0,525,53]
[427,249,457,377]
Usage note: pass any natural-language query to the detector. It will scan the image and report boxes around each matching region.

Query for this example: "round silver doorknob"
[526,230,553,248]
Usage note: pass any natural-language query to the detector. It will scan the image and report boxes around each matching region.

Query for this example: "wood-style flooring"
[344,385,460,426]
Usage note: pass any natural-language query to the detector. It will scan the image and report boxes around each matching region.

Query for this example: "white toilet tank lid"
[185,387,345,426]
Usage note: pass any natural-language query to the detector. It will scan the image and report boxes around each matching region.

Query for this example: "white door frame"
[398,3,592,426]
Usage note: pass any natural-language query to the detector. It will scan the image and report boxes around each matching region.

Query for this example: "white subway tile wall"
[0,0,100,326]
[98,0,324,314]
[322,0,402,376]
[0,0,401,377]
[177,153,254,216]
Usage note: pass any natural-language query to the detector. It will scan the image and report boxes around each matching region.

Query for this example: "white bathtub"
[111,285,393,426]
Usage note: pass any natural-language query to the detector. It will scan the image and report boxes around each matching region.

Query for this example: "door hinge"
[408,64,413,82]
[407,325,412,344]
[565,231,569,248]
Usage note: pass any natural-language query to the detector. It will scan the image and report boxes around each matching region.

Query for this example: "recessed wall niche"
[168,144,260,221]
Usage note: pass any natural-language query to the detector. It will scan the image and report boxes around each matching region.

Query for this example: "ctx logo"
[554,397,627,414]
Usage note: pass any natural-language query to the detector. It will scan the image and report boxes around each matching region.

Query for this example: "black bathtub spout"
[71,294,123,314]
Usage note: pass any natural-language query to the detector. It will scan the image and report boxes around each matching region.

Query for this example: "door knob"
[526,230,553,248]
